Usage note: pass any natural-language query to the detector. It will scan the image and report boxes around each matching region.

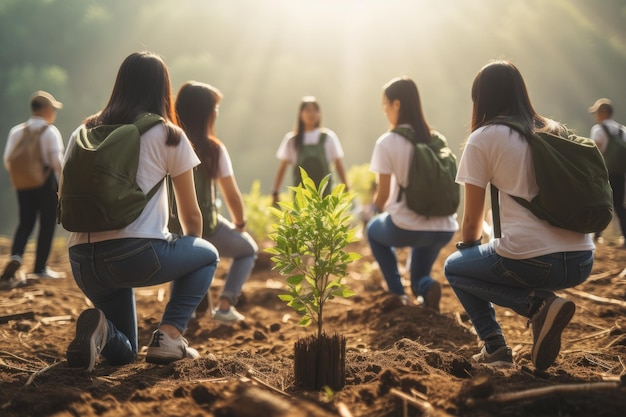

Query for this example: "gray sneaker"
[146,330,199,364]
[472,345,514,367]
[530,296,575,371]
[66,308,108,372]
[212,306,245,323]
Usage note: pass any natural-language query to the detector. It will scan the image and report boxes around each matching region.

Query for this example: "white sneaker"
[399,294,410,306]
[31,267,66,279]
[146,330,199,364]
[212,306,246,323]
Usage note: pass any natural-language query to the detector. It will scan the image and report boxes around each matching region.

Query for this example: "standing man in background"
[0,91,65,290]
[589,98,626,246]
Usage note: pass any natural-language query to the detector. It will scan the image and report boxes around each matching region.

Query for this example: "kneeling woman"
[444,60,594,370]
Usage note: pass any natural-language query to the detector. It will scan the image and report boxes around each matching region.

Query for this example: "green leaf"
[264,246,280,255]
[298,316,312,327]
[267,166,358,335]
[286,274,304,286]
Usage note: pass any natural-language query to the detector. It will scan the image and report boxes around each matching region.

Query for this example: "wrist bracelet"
[272,191,279,196]
[455,238,482,250]
[235,221,246,229]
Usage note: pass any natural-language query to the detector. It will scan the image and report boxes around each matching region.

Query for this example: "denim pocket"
[69,258,86,291]
[103,242,161,287]
[492,257,551,287]
[577,254,594,284]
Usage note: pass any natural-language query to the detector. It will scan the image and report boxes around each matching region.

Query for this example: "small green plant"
[266,169,361,339]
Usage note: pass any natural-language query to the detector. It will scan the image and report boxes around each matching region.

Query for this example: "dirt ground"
[0,231,625,417]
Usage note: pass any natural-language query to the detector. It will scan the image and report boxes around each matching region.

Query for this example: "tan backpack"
[7,124,51,190]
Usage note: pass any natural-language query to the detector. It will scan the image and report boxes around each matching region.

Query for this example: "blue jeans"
[69,236,218,365]
[366,213,454,298]
[444,241,593,341]
[205,215,258,305]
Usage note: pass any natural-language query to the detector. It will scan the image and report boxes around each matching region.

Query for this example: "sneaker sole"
[67,309,107,372]
[472,346,514,367]
[212,315,246,324]
[27,271,66,280]
[532,299,575,371]
[212,316,245,324]
[146,348,199,364]
[145,354,179,365]
[479,360,514,368]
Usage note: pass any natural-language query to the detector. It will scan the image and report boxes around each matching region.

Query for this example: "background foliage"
[1,0,625,236]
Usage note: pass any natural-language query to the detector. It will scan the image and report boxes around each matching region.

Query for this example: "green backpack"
[491,119,613,235]
[393,127,460,217]
[168,165,218,237]
[293,131,331,191]
[600,123,626,174]
[58,113,164,232]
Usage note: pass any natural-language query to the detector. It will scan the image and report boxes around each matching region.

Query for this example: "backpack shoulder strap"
[35,124,49,135]
[133,113,165,133]
[490,184,502,238]
[18,123,48,140]
[391,127,415,143]
[11,124,50,161]
[484,119,526,240]
[393,127,422,203]
[600,122,626,142]
[146,178,165,200]
[491,118,529,139]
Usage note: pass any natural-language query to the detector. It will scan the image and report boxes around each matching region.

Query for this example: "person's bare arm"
[461,183,486,243]
[217,175,246,230]
[272,160,290,204]
[374,173,391,212]
[171,169,202,237]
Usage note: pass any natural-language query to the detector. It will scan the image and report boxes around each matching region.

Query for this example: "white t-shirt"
[275,128,344,164]
[457,124,593,259]
[216,142,234,179]
[590,119,626,154]
[3,116,64,177]
[369,126,458,232]
[63,123,200,247]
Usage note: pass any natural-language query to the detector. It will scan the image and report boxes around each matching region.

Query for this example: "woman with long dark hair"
[366,76,458,312]
[271,96,348,204]
[175,81,257,323]
[63,52,219,371]
[444,60,594,370]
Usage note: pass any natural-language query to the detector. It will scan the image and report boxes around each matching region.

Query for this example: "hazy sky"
[1,0,625,234]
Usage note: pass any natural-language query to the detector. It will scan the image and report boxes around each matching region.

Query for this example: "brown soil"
[1,233,625,417]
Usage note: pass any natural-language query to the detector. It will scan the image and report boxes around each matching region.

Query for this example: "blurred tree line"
[1,0,625,236]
